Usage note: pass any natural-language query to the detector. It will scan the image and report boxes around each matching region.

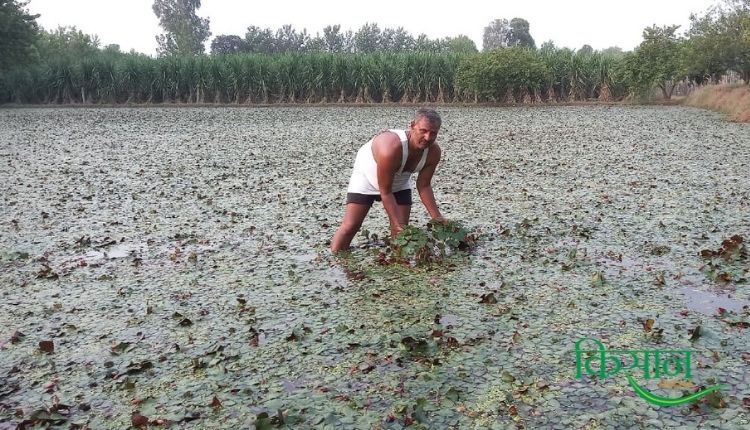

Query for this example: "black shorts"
[346,189,412,206]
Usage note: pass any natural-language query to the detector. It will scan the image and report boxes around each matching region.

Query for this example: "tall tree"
[342,30,356,53]
[626,25,684,99]
[685,10,728,83]
[483,18,535,51]
[508,18,535,48]
[275,24,309,52]
[211,35,246,55]
[381,27,415,52]
[539,40,556,52]
[34,26,100,61]
[0,0,39,71]
[305,34,326,52]
[483,19,510,51]
[444,35,479,54]
[579,44,594,55]
[601,46,624,58]
[684,0,750,83]
[716,0,750,82]
[245,26,275,53]
[354,22,382,53]
[152,0,211,56]
[414,33,440,52]
[322,25,344,53]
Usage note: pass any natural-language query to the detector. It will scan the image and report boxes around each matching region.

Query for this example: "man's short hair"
[413,108,441,127]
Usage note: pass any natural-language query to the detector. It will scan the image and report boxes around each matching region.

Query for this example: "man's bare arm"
[372,132,405,235]
[416,144,443,221]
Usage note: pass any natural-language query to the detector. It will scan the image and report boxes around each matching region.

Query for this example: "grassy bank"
[684,84,750,122]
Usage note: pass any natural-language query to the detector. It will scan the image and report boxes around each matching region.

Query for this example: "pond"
[1,105,748,428]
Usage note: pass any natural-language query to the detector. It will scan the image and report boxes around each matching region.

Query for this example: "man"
[331,108,446,253]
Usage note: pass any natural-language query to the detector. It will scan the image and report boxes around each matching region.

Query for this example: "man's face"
[409,118,440,150]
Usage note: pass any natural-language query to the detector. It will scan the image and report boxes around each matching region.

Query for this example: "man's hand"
[390,223,404,238]
[431,216,449,225]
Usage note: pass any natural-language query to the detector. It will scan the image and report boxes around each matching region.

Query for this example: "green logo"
[574,338,726,407]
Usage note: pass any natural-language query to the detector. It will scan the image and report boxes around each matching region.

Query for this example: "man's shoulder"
[372,130,403,151]
[371,130,403,164]
[375,129,405,142]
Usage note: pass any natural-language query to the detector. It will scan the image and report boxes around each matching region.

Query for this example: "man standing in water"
[331,108,446,252]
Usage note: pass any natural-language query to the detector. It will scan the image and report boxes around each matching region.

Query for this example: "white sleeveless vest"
[347,129,429,195]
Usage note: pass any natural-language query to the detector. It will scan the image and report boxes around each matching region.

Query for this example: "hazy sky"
[26,0,718,55]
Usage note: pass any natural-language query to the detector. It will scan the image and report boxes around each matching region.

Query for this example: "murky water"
[680,287,750,315]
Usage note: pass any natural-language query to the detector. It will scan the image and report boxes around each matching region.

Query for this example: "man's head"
[409,108,441,150]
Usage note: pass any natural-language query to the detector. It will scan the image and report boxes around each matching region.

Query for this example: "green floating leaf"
[688,325,701,342]
[501,371,515,383]
[650,245,671,256]
[591,271,605,287]
[0,250,30,262]
[110,341,136,355]
[445,387,460,402]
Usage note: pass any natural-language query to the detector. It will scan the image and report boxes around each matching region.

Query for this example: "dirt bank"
[684,84,750,122]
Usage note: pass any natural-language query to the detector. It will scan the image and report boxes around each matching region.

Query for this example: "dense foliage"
[1,1,749,104]
[212,23,478,55]
[0,0,39,72]
[0,48,637,104]
[457,48,550,102]
[482,18,536,50]
[684,0,750,83]
[386,220,476,266]
[152,0,211,56]
[621,25,684,99]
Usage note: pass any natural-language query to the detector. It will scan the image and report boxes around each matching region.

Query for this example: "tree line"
[210,24,479,56]
[150,0,478,56]
[1,0,748,105]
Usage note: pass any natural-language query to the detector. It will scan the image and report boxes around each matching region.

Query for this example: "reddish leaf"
[39,340,54,354]
[359,363,375,373]
[10,331,25,344]
[131,413,149,428]
[445,337,460,348]
[716,273,732,284]
[210,396,222,409]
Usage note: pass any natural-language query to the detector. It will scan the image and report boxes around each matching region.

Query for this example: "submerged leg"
[331,203,371,252]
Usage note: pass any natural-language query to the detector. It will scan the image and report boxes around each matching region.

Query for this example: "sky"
[25,0,719,56]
